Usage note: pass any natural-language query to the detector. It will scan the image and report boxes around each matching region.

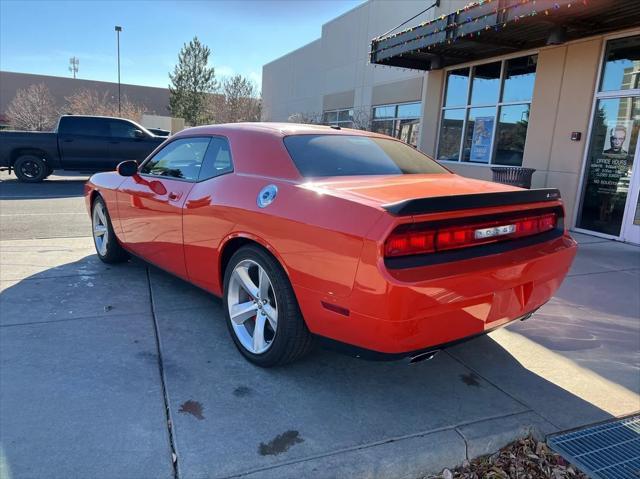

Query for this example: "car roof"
[170,122,397,182]
[173,122,389,139]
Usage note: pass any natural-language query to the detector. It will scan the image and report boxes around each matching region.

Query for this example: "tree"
[213,74,261,123]
[169,36,217,125]
[7,83,58,131]
[64,89,146,122]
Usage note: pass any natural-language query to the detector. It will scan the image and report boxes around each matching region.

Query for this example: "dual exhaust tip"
[408,350,439,364]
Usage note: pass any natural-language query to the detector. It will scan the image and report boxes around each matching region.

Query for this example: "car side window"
[61,117,109,137]
[198,137,233,181]
[108,120,140,139]
[140,137,210,181]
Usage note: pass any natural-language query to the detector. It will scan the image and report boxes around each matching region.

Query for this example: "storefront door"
[621,142,640,243]
[576,35,640,244]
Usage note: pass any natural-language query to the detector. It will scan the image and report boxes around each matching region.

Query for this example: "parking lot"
[1,172,639,479]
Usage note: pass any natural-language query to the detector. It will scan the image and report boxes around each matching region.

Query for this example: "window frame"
[322,108,354,128]
[370,101,422,146]
[138,134,234,183]
[436,53,538,166]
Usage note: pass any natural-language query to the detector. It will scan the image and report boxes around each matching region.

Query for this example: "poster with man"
[603,124,631,156]
[469,116,494,163]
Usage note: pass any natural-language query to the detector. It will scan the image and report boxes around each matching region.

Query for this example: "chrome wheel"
[227,259,278,354]
[92,201,109,257]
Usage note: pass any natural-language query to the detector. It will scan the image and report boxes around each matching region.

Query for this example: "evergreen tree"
[169,37,217,125]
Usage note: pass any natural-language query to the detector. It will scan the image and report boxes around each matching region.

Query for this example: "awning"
[370,0,640,71]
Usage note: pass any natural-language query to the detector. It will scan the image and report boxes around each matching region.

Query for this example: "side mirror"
[117,160,138,177]
[133,129,145,139]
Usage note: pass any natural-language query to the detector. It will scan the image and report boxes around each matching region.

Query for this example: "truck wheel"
[14,155,48,182]
[92,196,129,264]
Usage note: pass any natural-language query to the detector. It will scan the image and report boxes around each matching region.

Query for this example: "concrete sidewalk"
[0,233,638,479]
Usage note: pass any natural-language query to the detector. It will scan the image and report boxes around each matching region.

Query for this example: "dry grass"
[430,436,588,479]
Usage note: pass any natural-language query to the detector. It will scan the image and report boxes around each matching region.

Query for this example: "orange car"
[84,123,577,367]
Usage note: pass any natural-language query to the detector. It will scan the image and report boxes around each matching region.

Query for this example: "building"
[0,70,183,132]
[262,0,640,245]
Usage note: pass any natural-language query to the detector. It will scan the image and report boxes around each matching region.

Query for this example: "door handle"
[62,139,74,143]
[168,192,182,201]
[109,141,120,144]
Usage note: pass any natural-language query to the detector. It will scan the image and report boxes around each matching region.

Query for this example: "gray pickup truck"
[0,115,166,182]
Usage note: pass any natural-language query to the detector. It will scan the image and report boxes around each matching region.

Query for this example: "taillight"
[384,211,558,258]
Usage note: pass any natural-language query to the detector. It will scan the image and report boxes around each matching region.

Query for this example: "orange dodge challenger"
[85,123,577,367]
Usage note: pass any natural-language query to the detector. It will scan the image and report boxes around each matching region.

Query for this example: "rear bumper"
[297,233,577,355]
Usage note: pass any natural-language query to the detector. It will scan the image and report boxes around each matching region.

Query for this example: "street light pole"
[115,25,122,115]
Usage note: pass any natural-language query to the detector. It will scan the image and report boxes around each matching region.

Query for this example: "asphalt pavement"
[0,172,90,240]
[0,172,638,479]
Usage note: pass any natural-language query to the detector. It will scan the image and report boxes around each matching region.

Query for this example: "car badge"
[257,184,278,208]
[474,224,516,240]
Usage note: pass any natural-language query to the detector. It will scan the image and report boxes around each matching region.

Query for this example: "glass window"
[503,55,537,103]
[438,55,536,166]
[437,109,465,161]
[141,137,210,181]
[577,96,640,236]
[397,103,421,118]
[371,119,395,137]
[60,117,108,136]
[398,119,420,147]
[463,107,495,163]
[323,111,338,123]
[338,109,353,122]
[470,62,501,106]
[108,120,140,139]
[444,68,470,107]
[370,102,421,146]
[373,105,396,119]
[600,35,640,92]
[323,108,353,128]
[494,104,530,166]
[198,137,233,181]
[283,135,449,177]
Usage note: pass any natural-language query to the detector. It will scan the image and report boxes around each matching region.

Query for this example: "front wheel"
[91,196,129,264]
[14,155,48,182]
[223,245,314,367]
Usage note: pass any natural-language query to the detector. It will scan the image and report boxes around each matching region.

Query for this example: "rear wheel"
[92,196,129,263]
[223,245,314,367]
[14,155,48,182]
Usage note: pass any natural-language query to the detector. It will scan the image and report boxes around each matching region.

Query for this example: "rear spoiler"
[381,188,562,216]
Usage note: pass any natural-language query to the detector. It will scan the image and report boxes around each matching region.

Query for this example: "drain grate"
[548,414,640,479]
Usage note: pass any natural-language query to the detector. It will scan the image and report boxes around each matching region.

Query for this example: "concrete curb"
[222,411,557,479]
[456,411,558,460]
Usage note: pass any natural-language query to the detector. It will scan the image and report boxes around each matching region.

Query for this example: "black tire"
[223,245,314,367]
[44,165,54,178]
[14,155,48,182]
[91,196,129,264]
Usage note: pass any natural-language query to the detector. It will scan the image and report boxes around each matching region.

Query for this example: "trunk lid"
[301,173,521,210]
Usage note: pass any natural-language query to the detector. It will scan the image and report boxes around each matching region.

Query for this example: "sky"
[0,0,363,90]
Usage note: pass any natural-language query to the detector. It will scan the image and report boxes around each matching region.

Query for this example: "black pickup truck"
[0,115,166,182]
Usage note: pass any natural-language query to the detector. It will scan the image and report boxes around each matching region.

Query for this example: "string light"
[372,0,581,56]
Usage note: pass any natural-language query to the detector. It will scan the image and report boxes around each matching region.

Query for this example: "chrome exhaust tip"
[408,350,439,364]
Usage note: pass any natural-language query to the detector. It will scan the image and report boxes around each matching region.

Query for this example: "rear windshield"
[283,134,449,177]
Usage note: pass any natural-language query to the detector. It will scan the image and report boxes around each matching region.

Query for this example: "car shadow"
[0,174,88,200]
[0,253,631,478]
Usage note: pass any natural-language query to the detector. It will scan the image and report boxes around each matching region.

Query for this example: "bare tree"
[351,107,372,131]
[7,83,59,131]
[211,75,261,124]
[65,89,146,122]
